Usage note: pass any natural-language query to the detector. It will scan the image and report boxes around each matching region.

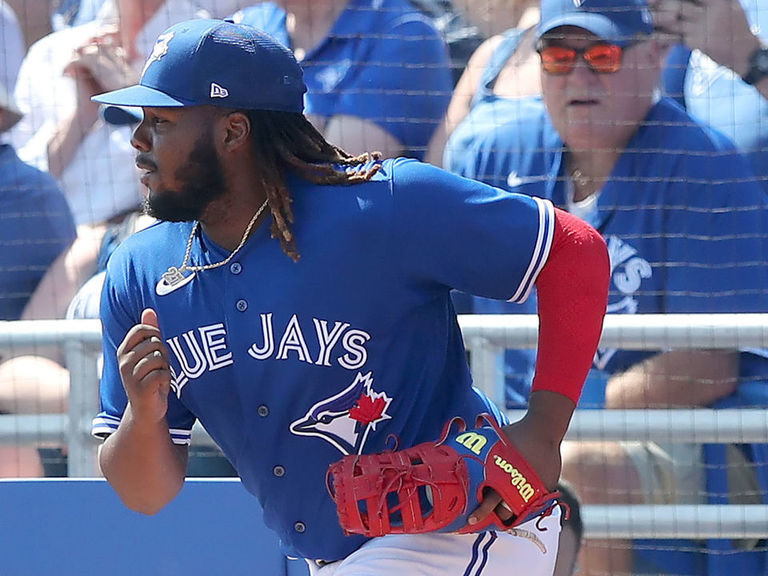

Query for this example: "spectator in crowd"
[0,3,77,476]
[453,0,768,574]
[51,0,111,30]
[0,1,25,92]
[652,0,768,194]
[231,0,453,160]
[4,0,53,47]
[9,0,205,230]
[424,0,540,168]
[0,92,76,322]
[406,0,506,86]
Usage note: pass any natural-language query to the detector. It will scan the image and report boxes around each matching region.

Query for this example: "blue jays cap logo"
[290,372,392,455]
[142,31,174,77]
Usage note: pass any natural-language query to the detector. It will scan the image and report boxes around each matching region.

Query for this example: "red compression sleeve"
[531,208,610,404]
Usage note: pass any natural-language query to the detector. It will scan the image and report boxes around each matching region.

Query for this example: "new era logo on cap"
[210,83,229,98]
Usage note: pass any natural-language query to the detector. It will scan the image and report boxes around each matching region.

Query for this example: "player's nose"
[130,120,151,152]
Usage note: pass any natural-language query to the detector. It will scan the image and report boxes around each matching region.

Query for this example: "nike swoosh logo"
[155,271,196,296]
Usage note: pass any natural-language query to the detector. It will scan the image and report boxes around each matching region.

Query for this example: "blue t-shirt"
[661,0,768,194]
[457,97,768,407]
[0,144,76,319]
[93,157,555,561]
[233,0,453,160]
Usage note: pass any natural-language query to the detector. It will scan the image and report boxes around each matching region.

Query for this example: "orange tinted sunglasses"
[537,43,630,75]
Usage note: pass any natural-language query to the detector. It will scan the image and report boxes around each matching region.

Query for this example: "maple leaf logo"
[348,374,392,431]
[349,394,386,425]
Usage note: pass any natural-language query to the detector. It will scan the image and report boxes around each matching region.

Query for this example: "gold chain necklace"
[161,199,269,288]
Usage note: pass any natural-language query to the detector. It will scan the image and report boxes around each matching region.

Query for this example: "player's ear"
[221,110,251,151]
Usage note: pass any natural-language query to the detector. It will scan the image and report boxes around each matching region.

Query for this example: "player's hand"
[117,308,172,425]
[467,417,562,527]
[649,0,759,76]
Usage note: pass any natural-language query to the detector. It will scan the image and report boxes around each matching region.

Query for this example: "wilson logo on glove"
[492,456,535,502]
[326,413,561,537]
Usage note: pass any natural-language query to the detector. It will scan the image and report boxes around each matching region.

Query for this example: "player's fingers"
[118,332,169,382]
[130,354,171,387]
[142,308,160,329]
[467,488,502,526]
[118,312,163,356]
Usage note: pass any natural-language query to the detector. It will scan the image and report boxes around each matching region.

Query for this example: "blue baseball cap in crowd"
[537,0,653,46]
[93,18,306,113]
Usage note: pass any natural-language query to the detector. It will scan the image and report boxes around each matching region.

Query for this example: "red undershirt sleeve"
[531,207,610,404]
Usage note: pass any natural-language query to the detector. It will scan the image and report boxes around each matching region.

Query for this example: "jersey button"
[236,299,248,312]
[230,262,242,275]
[273,465,286,477]
[257,405,269,417]
[294,522,306,533]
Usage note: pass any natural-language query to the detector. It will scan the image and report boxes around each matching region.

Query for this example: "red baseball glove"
[326,413,560,537]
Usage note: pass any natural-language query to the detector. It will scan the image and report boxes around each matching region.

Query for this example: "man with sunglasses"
[454,0,768,574]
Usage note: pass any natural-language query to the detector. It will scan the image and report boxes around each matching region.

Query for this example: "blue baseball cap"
[537,0,653,46]
[92,18,306,113]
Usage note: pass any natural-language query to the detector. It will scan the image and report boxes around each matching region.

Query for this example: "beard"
[143,132,227,222]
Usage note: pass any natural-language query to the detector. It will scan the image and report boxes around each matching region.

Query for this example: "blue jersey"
[93,158,554,561]
[457,97,768,406]
[661,1,768,195]
[233,0,453,160]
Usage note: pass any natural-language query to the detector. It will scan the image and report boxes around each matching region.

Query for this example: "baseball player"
[90,18,609,575]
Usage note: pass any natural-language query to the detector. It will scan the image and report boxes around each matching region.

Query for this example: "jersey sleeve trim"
[507,197,555,303]
[91,414,121,439]
[91,414,193,446]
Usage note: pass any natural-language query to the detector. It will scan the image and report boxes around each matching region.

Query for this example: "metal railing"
[1,314,767,539]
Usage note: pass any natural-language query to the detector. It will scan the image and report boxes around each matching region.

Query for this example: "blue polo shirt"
[456,97,768,408]
[0,144,76,319]
[233,0,453,159]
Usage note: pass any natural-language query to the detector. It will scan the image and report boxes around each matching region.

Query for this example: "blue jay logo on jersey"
[289,371,392,455]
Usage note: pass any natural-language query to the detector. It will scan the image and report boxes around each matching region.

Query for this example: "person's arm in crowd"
[317,114,405,160]
[605,349,740,408]
[425,35,501,167]
[21,224,106,322]
[47,28,138,179]
[650,0,768,98]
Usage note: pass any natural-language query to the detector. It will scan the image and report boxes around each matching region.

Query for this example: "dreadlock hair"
[245,109,382,262]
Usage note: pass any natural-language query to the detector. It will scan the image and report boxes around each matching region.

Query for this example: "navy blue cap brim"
[92,84,188,108]
[538,14,633,45]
